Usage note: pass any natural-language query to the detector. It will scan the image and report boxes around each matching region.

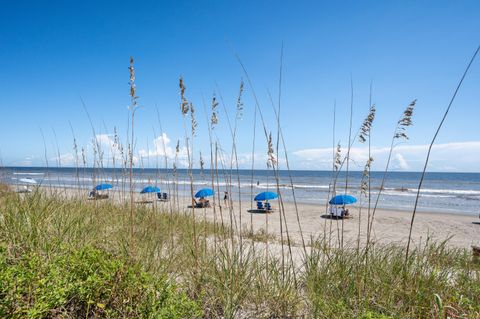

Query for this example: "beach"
[33,185,480,250]
[166,195,479,249]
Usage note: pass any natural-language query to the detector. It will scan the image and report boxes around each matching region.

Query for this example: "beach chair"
[195,201,209,208]
[257,201,264,210]
[329,206,342,218]
[157,192,168,202]
[265,202,272,211]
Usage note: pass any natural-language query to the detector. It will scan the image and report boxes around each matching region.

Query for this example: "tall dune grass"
[0,189,478,318]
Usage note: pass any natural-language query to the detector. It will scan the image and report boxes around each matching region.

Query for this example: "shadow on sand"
[247,209,274,214]
[320,214,353,220]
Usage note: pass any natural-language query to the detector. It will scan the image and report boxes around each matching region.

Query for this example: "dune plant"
[127,56,139,255]
[341,79,355,248]
[359,95,376,245]
[367,100,416,247]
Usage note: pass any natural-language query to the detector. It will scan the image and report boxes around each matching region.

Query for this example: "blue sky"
[0,1,479,171]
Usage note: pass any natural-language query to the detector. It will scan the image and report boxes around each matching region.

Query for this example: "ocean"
[2,166,480,215]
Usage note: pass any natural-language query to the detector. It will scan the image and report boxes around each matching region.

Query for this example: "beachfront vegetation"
[0,189,478,318]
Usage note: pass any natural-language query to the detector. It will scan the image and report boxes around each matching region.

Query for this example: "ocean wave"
[419,188,480,196]
[38,176,334,192]
[13,172,44,176]
[382,191,455,199]
[382,187,480,197]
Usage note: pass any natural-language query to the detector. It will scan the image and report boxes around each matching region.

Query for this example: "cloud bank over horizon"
[291,141,480,172]
[5,133,480,173]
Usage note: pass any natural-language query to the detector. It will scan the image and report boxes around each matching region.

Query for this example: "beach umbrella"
[141,185,161,194]
[329,194,357,205]
[195,188,214,198]
[94,183,113,191]
[19,178,37,184]
[254,191,278,201]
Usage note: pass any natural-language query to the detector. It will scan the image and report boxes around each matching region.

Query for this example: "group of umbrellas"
[93,183,161,194]
[253,192,357,206]
[17,178,357,207]
[194,189,357,206]
[136,185,358,207]
[93,184,358,208]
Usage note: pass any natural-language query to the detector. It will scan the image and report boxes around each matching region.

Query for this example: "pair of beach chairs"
[88,190,109,200]
[156,192,169,201]
[192,199,211,208]
[256,201,272,212]
[329,206,351,219]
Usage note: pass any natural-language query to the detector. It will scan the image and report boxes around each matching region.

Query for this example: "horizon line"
[2,165,479,174]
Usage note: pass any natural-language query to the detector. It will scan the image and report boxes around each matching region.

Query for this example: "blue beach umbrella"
[94,183,113,191]
[329,194,357,205]
[141,185,161,194]
[254,191,278,201]
[195,188,214,198]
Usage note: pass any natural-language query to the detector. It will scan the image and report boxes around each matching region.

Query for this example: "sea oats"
[211,93,219,128]
[359,105,376,143]
[334,143,341,171]
[236,79,244,120]
[267,132,276,168]
[128,57,139,111]
[360,157,374,197]
[394,100,416,140]
[190,102,197,136]
[179,77,189,115]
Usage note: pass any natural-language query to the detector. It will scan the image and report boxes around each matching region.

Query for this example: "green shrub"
[0,246,202,318]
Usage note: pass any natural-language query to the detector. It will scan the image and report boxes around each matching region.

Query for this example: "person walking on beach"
[224,191,229,207]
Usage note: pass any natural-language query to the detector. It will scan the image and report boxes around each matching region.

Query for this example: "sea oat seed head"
[334,143,342,171]
[395,100,417,140]
[267,133,276,168]
[179,77,189,115]
[190,102,197,136]
[359,104,376,143]
[236,79,244,120]
[211,93,219,128]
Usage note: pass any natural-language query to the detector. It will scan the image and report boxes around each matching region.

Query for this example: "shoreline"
[8,181,478,216]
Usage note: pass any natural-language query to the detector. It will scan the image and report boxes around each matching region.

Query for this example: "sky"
[0,0,479,172]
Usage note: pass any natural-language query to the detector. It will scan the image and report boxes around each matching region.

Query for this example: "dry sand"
[33,186,480,250]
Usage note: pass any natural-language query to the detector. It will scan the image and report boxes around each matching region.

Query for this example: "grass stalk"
[405,45,480,264]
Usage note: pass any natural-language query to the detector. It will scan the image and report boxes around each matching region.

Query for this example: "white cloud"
[292,141,480,172]
[137,133,189,168]
[50,152,75,166]
[15,137,480,172]
[393,153,409,170]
